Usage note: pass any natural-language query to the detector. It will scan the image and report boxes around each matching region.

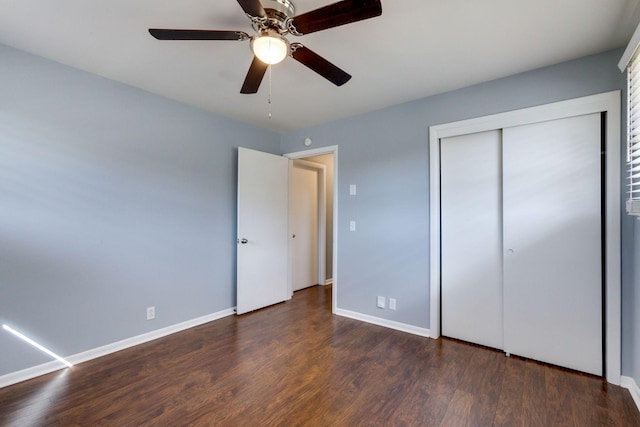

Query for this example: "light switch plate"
[349,221,356,231]
[349,184,357,196]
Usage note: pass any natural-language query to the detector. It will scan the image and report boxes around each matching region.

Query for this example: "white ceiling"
[1,0,639,131]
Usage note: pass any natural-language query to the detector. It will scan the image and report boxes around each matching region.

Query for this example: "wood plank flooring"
[1,285,639,426]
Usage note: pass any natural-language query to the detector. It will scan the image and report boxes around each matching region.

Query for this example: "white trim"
[284,145,338,158]
[0,308,235,389]
[335,308,431,338]
[621,376,640,413]
[0,360,65,389]
[429,91,622,384]
[619,22,640,72]
[324,278,333,286]
[284,145,339,314]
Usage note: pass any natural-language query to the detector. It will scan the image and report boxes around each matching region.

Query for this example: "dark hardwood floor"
[1,285,639,426]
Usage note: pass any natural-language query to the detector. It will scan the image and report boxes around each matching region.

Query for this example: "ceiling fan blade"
[149,29,249,40]
[290,0,382,35]
[291,45,352,86]
[241,56,269,94]
[236,0,266,18]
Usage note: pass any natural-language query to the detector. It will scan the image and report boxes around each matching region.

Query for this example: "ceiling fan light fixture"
[251,30,289,65]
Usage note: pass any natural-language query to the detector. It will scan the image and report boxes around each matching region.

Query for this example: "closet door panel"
[502,114,602,375]
[441,130,503,349]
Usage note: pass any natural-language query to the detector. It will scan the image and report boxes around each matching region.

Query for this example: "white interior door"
[440,130,504,350]
[502,114,603,375]
[291,161,319,291]
[237,147,289,315]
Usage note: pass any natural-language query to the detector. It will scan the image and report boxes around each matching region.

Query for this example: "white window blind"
[627,49,640,216]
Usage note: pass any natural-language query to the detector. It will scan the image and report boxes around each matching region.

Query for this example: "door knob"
[239,238,248,244]
[507,249,514,255]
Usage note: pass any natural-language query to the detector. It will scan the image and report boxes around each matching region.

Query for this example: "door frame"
[284,145,338,314]
[290,159,327,294]
[428,91,621,384]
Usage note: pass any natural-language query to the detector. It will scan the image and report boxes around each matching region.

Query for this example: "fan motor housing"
[263,0,295,24]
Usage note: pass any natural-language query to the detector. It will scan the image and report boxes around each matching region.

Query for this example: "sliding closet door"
[441,130,503,350]
[502,114,602,375]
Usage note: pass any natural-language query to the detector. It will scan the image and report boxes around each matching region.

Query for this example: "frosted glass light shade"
[251,32,288,65]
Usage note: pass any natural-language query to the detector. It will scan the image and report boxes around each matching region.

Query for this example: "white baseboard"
[324,278,333,286]
[0,360,64,390]
[335,308,430,338]
[0,307,236,389]
[621,375,640,414]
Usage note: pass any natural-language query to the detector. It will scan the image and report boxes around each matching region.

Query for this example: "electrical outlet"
[146,306,155,320]
[389,298,397,310]
[377,296,386,309]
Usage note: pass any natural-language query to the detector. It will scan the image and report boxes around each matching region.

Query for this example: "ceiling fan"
[149,0,382,94]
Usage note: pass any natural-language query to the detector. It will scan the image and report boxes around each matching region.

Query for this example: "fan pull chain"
[268,63,272,119]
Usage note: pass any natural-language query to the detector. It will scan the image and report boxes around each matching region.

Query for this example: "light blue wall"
[281,48,640,382]
[2,42,638,387]
[635,222,640,385]
[625,217,640,384]
[0,44,280,375]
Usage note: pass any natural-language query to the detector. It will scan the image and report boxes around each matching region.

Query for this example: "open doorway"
[285,146,337,313]
[291,159,325,291]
